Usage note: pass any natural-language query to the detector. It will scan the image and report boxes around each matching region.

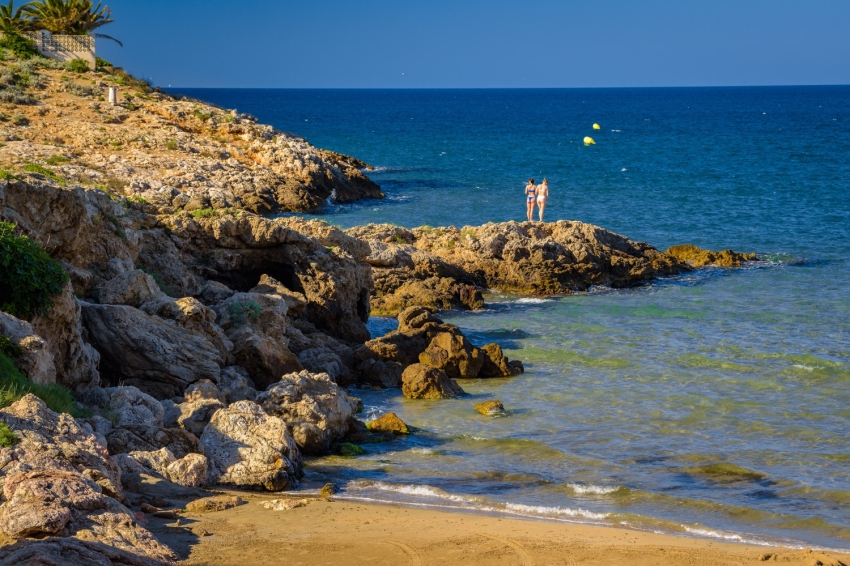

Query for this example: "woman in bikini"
[537,178,549,222]
[525,178,536,222]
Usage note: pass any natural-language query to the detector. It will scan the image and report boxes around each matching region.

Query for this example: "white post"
[108,87,116,105]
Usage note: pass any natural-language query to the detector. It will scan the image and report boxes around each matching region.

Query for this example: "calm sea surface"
[172,87,850,549]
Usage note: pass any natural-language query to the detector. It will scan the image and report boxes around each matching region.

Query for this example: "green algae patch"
[684,463,768,483]
[0,423,18,448]
[339,443,365,457]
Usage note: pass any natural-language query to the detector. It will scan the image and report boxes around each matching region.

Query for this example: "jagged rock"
[218,366,257,403]
[136,229,201,298]
[81,303,221,398]
[0,311,56,385]
[184,495,246,513]
[200,400,302,490]
[249,274,308,315]
[355,358,402,388]
[214,291,289,344]
[126,449,175,481]
[257,371,358,455]
[298,347,348,383]
[30,281,101,389]
[474,400,506,415]
[165,453,207,488]
[226,326,302,390]
[666,244,757,267]
[184,379,225,404]
[367,413,410,435]
[0,535,173,566]
[199,280,234,305]
[159,400,181,428]
[140,297,233,363]
[104,386,164,427]
[401,364,465,399]
[360,328,431,366]
[397,306,440,333]
[105,424,200,459]
[478,343,524,378]
[419,331,485,378]
[0,395,122,499]
[176,397,225,437]
[97,269,165,308]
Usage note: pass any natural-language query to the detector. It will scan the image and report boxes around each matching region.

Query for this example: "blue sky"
[98,0,850,88]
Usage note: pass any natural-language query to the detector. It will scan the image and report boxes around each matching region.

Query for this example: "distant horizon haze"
[99,0,850,89]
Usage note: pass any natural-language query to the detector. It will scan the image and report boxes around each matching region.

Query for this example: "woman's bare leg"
[538,201,546,222]
[526,200,534,222]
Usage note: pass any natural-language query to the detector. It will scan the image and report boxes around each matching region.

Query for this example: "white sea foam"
[348,481,471,503]
[567,483,622,495]
[792,364,823,371]
[504,503,609,521]
[514,298,551,304]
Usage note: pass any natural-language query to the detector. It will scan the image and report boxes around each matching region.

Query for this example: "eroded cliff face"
[348,220,691,316]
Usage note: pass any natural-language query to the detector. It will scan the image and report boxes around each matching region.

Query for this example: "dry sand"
[144,492,849,566]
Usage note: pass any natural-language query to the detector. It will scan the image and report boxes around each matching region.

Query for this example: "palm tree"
[24,0,121,45]
[0,0,35,33]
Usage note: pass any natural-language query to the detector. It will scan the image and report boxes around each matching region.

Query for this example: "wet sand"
[149,492,849,566]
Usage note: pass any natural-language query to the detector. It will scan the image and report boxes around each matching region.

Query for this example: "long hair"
[528,178,534,185]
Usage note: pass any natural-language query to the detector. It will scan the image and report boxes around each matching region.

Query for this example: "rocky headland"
[0,54,760,564]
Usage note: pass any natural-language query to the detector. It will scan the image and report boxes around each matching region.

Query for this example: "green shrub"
[0,222,68,319]
[45,155,69,165]
[165,140,177,151]
[0,350,79,416]
[190,208,216,219]
[95,56,112,68]
[22,163,64,184]
[0,423,18,447]
[66,58,90,73]
[228,300,261,326]
[0,169,17,180]
[0,33,38,60]
[0,336,21,358]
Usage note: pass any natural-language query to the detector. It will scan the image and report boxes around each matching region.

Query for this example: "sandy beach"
[147,492,849,566]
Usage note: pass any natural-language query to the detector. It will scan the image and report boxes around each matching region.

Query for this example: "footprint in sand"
[382,540,423,566]
[477,533,534,566]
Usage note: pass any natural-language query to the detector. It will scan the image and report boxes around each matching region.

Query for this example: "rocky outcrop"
[98,270,165,308]
[348,221,689,315]
[174,380,226,436]
[257,371,359,455]
[81,303,221,398]
[0,395,176,565]
[358,307,523,383]
[105,425,201,460]
[401,364,465,399]
[104,387,164,428]
[666,244,757,267]
[0,311,56,385]
[118,448,208,488]
[200,400,302,490]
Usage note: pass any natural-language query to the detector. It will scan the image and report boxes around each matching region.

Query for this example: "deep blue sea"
[172,87,850,550]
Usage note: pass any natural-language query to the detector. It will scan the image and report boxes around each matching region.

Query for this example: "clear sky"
[97,0,850,88]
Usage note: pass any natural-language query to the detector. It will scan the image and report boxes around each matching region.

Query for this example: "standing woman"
[537,178,549,222]
[525,179,536,222]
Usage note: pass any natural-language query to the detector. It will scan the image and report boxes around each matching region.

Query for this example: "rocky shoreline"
[0,55,760,565]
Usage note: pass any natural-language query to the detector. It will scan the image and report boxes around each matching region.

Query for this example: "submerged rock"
[474,400,506,416]
[665,244,757,267]
[367,413,410,435]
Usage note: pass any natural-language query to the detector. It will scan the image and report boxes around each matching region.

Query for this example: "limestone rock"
[200,400,302,490]
[249,274,308,315]
[104,386,164,427]
[666,244,757,268]
[184,495,246,514]
[401,364,465,399]
[478,343,524,378]
[0,311,56,385]
[0,395,122,499]
[367,413,410,435]
[105,424,200,459]
[218,366,257,403]
[355,358,402,388]
[30,281,101,389]
[165,453,208,488]
[298,347,348,383]
[184,379,226,404]
[97,269,165,308]
[140,297,232,363]
[397,306,440,333]
[176,396,225,437]
[259,498,307,511]
[199,280,234,305]
[81,303,221,398]
[0,536,174,566]
[257,371,358,455]
[226,326,303,390]
[419,331,484,378]
[474,400,506,415]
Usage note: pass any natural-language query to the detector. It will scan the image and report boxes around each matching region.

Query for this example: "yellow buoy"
[592,123,601,130]
[584,136,596,145]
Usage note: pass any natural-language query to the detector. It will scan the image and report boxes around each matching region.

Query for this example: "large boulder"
[226,326,302,390]
[478,343,524,378]
[104,386,164,427]
[401,364,465,400]
[141,296,233,363]
[105,424,201,459]
[419,331,485,378]
[174,380,226,436]
[81,303,221,398]
[120,448,208,489]
[0,312,56,385]
[97,269,165,308]
[30,281,101,389]
[199,401,302,490]
[257,371,359,455]
[218,365,257,403]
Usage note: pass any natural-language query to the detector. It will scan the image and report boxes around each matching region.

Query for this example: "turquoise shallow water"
[173,87,850,548]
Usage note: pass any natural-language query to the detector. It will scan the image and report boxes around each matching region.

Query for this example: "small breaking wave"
[504,503,610,521]
[346,480,474,503]
[566,483,627,495]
